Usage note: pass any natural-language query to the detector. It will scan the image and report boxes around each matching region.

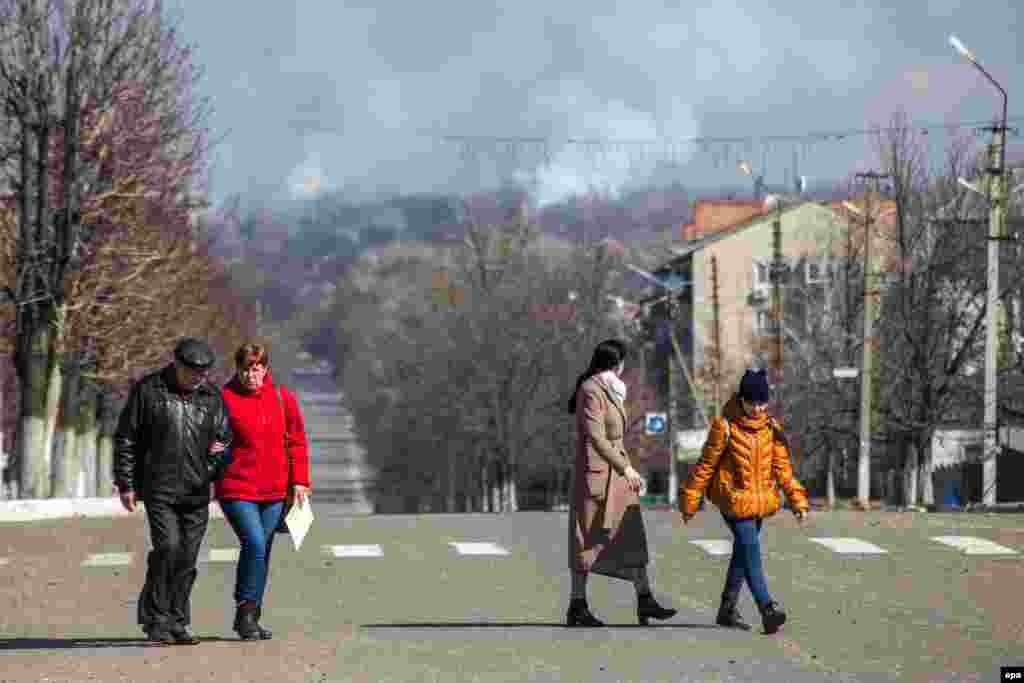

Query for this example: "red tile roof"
[680,200,768,241]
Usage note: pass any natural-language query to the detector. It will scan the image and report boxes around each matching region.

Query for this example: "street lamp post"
[842,172,891,510]
[950,34,1010,506]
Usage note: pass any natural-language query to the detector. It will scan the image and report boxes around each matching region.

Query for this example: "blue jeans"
[721,514,771,608]
[219,500,285,606]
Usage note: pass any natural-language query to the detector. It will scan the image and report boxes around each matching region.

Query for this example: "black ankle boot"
[636,593,677,625]
[234,602,261,641]
[254,606,273,640]
[716,590,751,631]
[566,598,604,627]
[758,600,787,634]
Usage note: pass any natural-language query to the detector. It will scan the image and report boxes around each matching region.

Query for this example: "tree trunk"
[561,466,570,509]
[546,466,556,510]
[461,461,473,513]
[95,391,115,496]
[76,381,99,498]
[490,458,502,513]
[903,442,919,507]
[479,450,490,513]
[826,449,838,509]
[431,449,443,513]
[919,438,934,507]
[446,443,457,513]
[0,372,7,500]
[504,443,519,513]
[886,469,897,506]
[51,355,81,499]
[41,305,67,497]
[16,322,52,498]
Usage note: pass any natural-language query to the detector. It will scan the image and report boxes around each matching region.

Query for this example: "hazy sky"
[171,0,1023,207]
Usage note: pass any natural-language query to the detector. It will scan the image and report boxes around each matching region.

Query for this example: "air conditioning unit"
[747,287,769,306]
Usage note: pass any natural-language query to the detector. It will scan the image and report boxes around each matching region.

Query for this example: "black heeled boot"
[254,606,273,640]
[566,598,605,627]
[234,602,261,641]
[715,590,752,631]
[758,600,787,634]
[636,593,677,625]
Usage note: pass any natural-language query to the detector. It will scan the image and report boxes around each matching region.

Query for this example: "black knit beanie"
[738,368,771,403]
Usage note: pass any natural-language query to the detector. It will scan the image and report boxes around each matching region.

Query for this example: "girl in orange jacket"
[680,368,809,634]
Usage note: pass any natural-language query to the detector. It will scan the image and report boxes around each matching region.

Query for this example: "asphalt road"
[1,507,1022,682]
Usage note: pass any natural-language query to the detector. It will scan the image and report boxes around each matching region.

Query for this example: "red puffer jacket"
[214,371,311,501]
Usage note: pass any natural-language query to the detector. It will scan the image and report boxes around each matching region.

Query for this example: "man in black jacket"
[114,337,233,645]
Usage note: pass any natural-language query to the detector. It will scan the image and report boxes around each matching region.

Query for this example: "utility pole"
[667,294,679,507]
[982,122,1009,505]
[771,203,785,425]
[627,263,702,507]
[711,256,722,415]
[852,171,890,510]
[949,33,1010,506]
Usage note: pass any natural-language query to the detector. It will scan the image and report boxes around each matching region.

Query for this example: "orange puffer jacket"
[680,395,809,518]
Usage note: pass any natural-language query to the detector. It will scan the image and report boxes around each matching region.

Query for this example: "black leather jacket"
[113,365,233,504]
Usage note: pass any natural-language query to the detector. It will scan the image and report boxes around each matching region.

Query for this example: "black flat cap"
[173,337,216,369]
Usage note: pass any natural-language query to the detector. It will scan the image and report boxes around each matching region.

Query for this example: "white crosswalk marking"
[0,558,9,566]
[690,540,733,556]
[82,552,133,567]
[205,548,240,562]
[810,537,888,554]
[931,536,1019,555]
[450,542,509,556]
[323,544,384,558]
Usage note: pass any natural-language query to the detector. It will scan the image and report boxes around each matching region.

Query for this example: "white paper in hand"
[284,498,314,551]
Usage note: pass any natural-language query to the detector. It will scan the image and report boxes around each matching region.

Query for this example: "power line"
[425,115,1024,146]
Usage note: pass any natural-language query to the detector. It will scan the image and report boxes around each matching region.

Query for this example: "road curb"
[0,497,224,523]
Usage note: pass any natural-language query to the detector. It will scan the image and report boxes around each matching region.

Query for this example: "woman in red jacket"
[213,342,311,641]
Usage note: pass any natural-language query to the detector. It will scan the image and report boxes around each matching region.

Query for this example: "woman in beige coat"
[566,339,677,627]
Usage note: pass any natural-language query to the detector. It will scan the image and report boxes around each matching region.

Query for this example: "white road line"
[205,548,240,563]
[0,558,9,566]
[82,552,133,567]
[690,540,733,556]
[449,542,510,556]
[931,536,1019,555]
[322,544,384,558]
[809,537,889,554]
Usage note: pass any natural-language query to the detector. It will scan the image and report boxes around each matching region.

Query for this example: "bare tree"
[0,0,213,497]
[330,197,626,513]
[870,116,1004,507]
[780,114,1011,508]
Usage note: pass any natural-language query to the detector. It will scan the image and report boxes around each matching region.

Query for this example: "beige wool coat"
[568,376,649,578]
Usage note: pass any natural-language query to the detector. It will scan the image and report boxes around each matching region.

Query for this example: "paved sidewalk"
[1,506,1022,682]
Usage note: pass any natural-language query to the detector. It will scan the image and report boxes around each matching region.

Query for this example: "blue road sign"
[645,413,667,435]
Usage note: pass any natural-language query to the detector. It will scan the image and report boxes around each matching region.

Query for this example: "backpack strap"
[768,417,788,447]
[273,384,293,473]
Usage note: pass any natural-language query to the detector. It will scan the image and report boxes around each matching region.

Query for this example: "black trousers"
[138,499,209,630]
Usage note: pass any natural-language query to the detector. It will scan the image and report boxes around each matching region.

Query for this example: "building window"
[753,259,770,287]
[806,257,829,285]
[755,310,770,335]
[754,309,780,336]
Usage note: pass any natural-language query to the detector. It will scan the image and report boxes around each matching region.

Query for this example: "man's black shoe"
[169,625,200,645]
[145,627,176,645]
